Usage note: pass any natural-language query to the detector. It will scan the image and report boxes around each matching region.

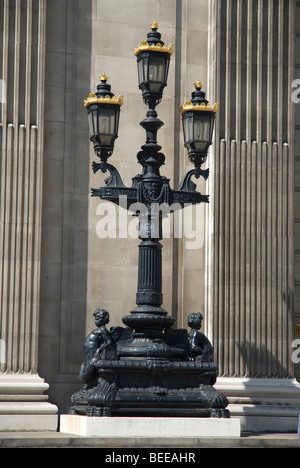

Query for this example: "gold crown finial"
[99,72,109,82]
[194,80,203,89]
[150,20,159,30]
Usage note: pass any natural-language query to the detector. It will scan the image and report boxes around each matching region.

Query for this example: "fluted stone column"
[0,0,57,431]
[206,0,300,431]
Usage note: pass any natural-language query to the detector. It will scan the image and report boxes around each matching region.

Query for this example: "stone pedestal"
[215,377,300,432]
[60,414,241,438]
[0,374,58,431]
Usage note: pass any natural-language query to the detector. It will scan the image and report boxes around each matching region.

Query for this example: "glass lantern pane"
[144,59,149,83]
[209,116,215,140]
[97,108,115,134]
[149,83,163,93]
[114,108,120,134]
[137,57,144,85]
[88,109,96,137]
[164,58,170,82]
[187,116,194,141]
[182,115,188,143]
[100,134,114,146]
[156,62,165,82]
[193,141,208,153]
[148,55,166,82]
[193,115,211,141]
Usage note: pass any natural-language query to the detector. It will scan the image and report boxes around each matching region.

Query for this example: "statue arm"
[190,330,202,354]
[97,327,112,350]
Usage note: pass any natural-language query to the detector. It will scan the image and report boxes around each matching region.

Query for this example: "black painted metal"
[70,24,229,419]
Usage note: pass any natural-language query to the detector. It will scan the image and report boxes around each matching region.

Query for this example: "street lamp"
[84,72,123,163]
[71,22,228,419]
[135,20,174,108]
[180,80,219,168]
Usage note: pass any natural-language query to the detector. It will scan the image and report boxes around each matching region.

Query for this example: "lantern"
[84,73,123,160]
[180,81,219,167]
[135,21,174,108]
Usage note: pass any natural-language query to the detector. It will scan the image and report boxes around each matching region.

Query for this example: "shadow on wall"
[213,285,296,380]
[236,341,291,379]
[39,0,93,414]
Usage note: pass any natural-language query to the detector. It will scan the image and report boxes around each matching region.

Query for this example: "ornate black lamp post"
[70,22,229,418]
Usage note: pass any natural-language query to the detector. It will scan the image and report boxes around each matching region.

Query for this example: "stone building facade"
[0,0,299,432]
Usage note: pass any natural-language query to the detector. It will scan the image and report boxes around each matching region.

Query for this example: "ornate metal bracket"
[92,161,125,188]
[178,167,209,192]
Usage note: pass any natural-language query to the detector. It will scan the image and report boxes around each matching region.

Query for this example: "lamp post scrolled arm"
[92,161,125,188]
[177,167,210,192]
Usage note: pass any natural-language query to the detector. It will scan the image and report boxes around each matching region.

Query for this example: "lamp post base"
[69,359,229,418]
[69,327,229,419]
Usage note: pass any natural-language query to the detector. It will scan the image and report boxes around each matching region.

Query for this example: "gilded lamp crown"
[194,80,203,89]
[134,20,174,56]
[99,72,109,82]
[84,73,124,108]
[179,81,219,115]
[150,20,159,30]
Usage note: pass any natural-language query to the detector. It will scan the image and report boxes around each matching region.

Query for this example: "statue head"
[93,308,110,327]
[187,312,203,330]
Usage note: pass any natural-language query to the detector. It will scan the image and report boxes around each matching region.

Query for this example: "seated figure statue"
[79,308,116,383]
[187,312,214,362]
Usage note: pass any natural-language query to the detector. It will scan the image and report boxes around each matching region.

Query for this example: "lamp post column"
[122,99,175,341]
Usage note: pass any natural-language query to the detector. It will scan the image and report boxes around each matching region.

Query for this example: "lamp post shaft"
[121,107,175,337]
[136,240,162,309]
